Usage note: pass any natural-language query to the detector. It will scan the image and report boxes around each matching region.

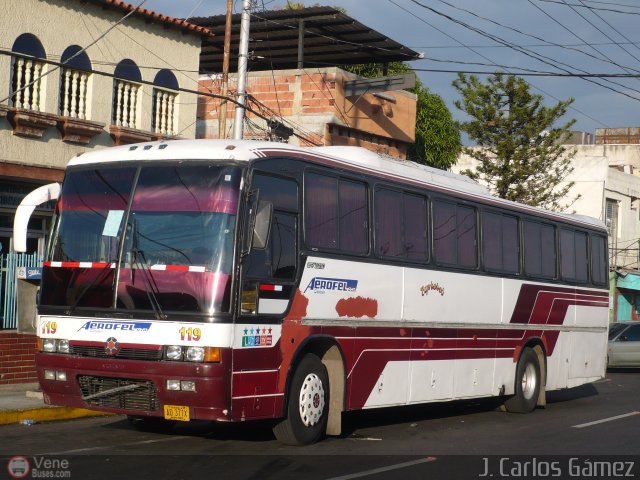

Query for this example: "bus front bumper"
[35,351,232,422]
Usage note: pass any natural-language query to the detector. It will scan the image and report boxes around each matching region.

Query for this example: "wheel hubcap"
[522,362,537,400]
[299,373,325,427]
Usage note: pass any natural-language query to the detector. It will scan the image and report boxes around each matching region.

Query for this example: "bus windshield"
[41,163,241,316]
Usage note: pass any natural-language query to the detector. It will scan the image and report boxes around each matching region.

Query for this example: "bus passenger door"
[233,173,299,420]
[240,173,299,317]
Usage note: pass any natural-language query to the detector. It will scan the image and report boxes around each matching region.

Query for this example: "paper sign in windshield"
[102,210,124,237]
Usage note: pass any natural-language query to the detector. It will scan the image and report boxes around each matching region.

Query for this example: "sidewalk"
[0,382,112,425]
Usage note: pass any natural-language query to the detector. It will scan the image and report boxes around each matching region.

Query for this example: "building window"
[152,70,179,136]
[605,198,619,238]
[10,33,46,111]
[112,59,142,129]
[59,46,92,119]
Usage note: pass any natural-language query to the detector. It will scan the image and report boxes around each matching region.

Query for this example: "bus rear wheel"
[273,353,329,445]
[504,347,541,413]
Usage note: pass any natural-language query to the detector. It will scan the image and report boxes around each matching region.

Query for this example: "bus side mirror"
[13,183,61,252]
[252,201,273,250]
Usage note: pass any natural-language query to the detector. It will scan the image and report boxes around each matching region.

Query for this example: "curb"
[0,407,113,426]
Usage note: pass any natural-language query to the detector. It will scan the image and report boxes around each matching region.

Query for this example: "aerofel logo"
[77,320,152,333]
[304,277,358,294]
[7,456,30,479]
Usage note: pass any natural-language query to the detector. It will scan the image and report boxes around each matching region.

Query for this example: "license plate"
[164,405,190,421]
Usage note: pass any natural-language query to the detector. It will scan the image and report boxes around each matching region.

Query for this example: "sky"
[145,0,640,138]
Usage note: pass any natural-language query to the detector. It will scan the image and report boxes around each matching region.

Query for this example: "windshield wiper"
[130,219,166,320]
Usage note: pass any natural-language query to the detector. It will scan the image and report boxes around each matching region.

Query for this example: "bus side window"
[433,200,477,268]
[304,171,368,255]
[590,234,607,285]
[524,220,556,279]
[482,212,519,274]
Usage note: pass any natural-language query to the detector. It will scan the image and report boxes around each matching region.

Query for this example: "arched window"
[152,69,179,136]
[112,59,142,129]
[11,33,46,111]
[59,46,92,119]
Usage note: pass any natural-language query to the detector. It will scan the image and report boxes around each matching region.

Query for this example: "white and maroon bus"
[15,140,609,445]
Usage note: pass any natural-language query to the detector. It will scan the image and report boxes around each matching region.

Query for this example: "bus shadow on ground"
[102,383,601,443]
[104,416,278,443]
[544,383,599,405]
[339,396,505,435]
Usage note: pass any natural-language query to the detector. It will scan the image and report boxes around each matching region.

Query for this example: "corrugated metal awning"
[192,6,421,74]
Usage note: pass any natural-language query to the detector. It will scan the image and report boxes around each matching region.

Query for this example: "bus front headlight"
[41,338,70,354]
[164,345,183,361]
[185,347,204,362]
[42,338,57,353]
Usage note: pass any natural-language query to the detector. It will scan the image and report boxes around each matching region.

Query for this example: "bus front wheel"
[273,353,329,445]
[504,347,541,413]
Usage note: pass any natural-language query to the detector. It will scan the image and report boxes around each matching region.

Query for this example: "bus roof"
[68,139,606,231]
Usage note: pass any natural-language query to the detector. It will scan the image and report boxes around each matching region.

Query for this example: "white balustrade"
[152,88,177,136]
[113,79,139,129]
[12,56,45,111]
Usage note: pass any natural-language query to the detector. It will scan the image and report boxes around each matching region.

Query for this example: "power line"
[409,40,640,50]
[408,0,640,103]
[527,0,640,97]
[558,0,640,70]
[436,0,640,76]
[538,0,640,14]
[388,0,609,127]
[411,67,640,77]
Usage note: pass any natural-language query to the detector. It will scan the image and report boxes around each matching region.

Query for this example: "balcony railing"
[11,56,45,111]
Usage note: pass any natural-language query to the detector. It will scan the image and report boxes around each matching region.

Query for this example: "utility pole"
[218,0,233,139]
[233,0,251,140]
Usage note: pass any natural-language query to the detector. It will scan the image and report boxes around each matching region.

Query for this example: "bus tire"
[504,347,541,413]
[273,353,329,445]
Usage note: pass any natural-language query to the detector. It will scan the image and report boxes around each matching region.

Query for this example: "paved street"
[1,371,639,479]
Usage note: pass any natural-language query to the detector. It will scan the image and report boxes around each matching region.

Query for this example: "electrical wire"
[387,0,609,127]
[557,0,640,71]
[414,0,640,101]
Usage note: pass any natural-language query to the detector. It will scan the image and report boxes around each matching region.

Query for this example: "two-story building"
[0,0,210,384]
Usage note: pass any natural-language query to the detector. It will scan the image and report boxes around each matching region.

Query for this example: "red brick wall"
[0,331,37,385]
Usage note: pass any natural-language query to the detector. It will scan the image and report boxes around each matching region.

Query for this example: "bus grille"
[78,376,158,411]
[70,345,163,361]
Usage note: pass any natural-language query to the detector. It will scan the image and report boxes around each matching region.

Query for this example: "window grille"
[605,199,619,238]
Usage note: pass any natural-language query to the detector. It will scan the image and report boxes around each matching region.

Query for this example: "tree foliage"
[343,62,460,169]
[453,72,578,211]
